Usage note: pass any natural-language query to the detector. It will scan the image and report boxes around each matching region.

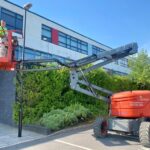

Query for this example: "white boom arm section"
[69,42,138,102]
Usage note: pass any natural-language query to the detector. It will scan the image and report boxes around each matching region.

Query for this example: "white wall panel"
[1,1,24,16]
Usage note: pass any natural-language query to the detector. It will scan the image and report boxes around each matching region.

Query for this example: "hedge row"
[13,68,140,125]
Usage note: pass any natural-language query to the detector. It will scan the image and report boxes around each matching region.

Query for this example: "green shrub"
[14,67,143,125]
[40,110,66,130]
[63,112,78,126]
[39,104,91,131]
[64,103,92,120]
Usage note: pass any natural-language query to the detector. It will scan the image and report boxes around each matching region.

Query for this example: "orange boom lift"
[1,30,150,148]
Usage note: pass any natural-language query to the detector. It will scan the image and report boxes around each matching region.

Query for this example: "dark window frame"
[120,58,128,67]
[15,46,73,63]
[92,45,105,55]
[41,24,52,42]
[58,31,88,54]
[0,8,23,32]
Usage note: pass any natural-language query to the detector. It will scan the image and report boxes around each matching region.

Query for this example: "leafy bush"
[128,50,150,89]
[39,109,69,130]
[39,104,91,131]
[64,103,92,120]
[40,113,65,130]
[14,67,143,125]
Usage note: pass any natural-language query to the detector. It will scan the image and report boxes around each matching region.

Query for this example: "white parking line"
[138,147,150,150]
[55,139,93,150]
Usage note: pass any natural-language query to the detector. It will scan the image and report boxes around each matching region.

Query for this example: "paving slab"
[0,123,45,149]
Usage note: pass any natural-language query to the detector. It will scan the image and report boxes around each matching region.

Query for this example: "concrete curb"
[47,123,93,137]
[23,125,51,135]
[23,122,93,135]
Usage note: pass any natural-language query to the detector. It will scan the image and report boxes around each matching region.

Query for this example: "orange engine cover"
[111,90,150,118]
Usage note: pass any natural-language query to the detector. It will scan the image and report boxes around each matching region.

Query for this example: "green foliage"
[39,104,91,131]
[14,67,142,127]
[64,103,92,120]
[128,50,150,89]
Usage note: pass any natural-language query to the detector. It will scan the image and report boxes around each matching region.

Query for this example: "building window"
[14,46,72,63]
[58,32,88,54]
[120,58,128,67]
[0,8,23,31]
[25,48,41,60]
[92,45,105,55]
[114,60,119,65]
[58,32,67,47]
[41,24,52,42]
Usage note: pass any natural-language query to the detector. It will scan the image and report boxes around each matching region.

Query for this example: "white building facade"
[0,0,129,75]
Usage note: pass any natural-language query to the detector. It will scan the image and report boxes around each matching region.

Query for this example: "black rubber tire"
[93,117,108,138]
[139,122,150,148]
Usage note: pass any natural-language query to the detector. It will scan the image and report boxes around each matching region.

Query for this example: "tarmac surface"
[0,123,149,150]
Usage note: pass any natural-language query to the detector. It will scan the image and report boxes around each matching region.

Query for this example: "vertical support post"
[22,10,27,63]
[18,9,27,138]
[18,70,23,137]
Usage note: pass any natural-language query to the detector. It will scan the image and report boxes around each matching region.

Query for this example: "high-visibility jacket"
[0,26,7,37]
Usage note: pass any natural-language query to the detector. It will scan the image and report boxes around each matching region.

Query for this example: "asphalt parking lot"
[1,124,149,150]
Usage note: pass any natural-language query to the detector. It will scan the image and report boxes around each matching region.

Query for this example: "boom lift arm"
[68,42,138,102]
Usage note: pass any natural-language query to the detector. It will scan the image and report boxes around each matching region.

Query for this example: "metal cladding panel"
[0,0,24,16]
[108,118,141,133]
[0,71,16,125]
[52,28,58,45]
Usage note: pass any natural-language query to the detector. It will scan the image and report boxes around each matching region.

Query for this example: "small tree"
[128,50,150,89]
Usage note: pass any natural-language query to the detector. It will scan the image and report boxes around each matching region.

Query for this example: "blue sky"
[10,0,150,53]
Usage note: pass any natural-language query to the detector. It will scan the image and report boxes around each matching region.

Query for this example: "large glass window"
[14,47,72,63]
[0,8,23,31]
[41,24,52,42]
[58,32,67,47]
[58,32,88,54]
[92,45,105,55]
[120,58,128,67]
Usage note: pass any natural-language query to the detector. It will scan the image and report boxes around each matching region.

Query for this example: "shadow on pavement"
[94,133,139,147]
